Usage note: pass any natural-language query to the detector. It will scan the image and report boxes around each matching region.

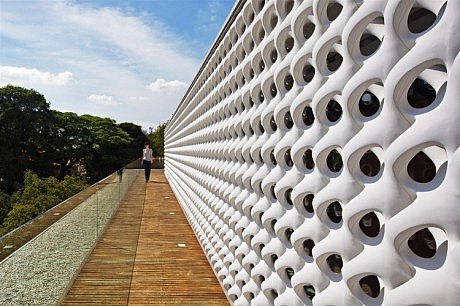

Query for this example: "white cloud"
[0,66,73,86]
[128,96,149,101]
[148,78,188,93]
[0,0,232,132]
[49,2,199,77]
[197,0,228,34]
[88,94,120,105]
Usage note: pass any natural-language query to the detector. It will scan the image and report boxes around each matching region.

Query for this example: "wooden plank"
[61,170,228,305]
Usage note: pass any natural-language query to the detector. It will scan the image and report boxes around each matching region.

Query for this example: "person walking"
[142,142,154,182]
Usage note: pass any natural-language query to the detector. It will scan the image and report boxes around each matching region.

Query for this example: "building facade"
[164,0,460,305]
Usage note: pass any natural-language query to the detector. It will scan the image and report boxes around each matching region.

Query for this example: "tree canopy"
[148,121,167,157]
[0,171,88,235]
[0,85,154,235]
[0,85,149,192]
[0,85,54,192]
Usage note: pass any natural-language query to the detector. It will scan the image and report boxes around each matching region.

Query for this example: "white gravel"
[0,170,140,306]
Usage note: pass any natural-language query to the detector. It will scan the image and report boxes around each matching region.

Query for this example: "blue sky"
[0,0,236,131]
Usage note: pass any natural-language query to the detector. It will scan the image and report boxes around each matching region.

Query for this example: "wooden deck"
[61,170,228,305]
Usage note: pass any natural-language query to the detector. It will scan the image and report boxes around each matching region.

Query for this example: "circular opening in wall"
[270,115,277,131]
[270,184,277,199]
[303,194,314,213]
[326,100,342,122]
[303,65,315,83]
[327,2,343,22]
[303,21,315,40]
[302,106,315,126]
[285,267,295,281]
[304,285,316,300]
[285,0,294,15]
[359,275,380,298]
[359,32,381,57]
[359,212,380,238]
[271,14,278,29]
[407,151,436,183]
[407,78,436,109]
[270,83,278,97]
[256,212,265,225]
[258,152,263,164]
[259,121,265,133]
[270,219,277,232]
[241,23,246,34]
[285,149,294,167]
[284,112,293,129]
[327,149,343,173]
[359,91,380,117]
[408,7,436,34]
[258,0,265,11]
[285,227,294,243]
[270,289,278,301]
[303,239,315,257]
[326,253,343,274]
[256,274,265,285]
[259,28,265,41]
[359,150,381,177]
[285,36,294,53]
[270,149,277,165]
[249,9,255,23]
[408,228,436,258]
[285,188,293,205]
[303,149,315,170]
[258,243,265,254]
[259,90,264,102]
[326,51,343,72]
[271,253,278,266]
[326,201,342,223]
[259,59,265,72]
[247,292,255,300]
[271,49,278,63]
[284,74,294,91]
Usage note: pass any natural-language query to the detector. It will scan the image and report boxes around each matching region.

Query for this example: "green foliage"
[0,171,88,235]
[0,85,147,234]
[49,111,92,180]
[79,115,146,182]
[148,121,167,157]
[0,85,53,192]
[0,191,11,225]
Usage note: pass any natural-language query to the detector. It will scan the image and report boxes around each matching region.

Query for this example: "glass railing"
[0,165,143,305]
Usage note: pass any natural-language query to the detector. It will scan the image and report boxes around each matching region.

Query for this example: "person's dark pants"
[143,160,151,181]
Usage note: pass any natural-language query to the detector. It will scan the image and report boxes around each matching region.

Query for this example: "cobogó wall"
[164,0,460,305]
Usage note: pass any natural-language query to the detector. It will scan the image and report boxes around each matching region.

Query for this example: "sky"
[0,0,236,132]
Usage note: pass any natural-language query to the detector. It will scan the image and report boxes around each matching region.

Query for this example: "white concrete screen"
[164,0,460,305]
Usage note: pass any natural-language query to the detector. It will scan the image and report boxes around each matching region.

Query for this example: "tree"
[118,122,149,161]
[49,111,92,180]
[0,191,11,226]
[80,115,134,182]
[0,171,87,235]
[148,121,167,157]
[0,85,54,192]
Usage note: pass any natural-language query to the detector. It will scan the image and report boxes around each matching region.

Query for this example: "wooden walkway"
[61,170,228,305]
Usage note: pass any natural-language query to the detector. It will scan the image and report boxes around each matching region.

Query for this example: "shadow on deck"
[61,169,228,305]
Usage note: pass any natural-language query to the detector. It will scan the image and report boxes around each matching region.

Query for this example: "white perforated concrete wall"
[164,0,460,305]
